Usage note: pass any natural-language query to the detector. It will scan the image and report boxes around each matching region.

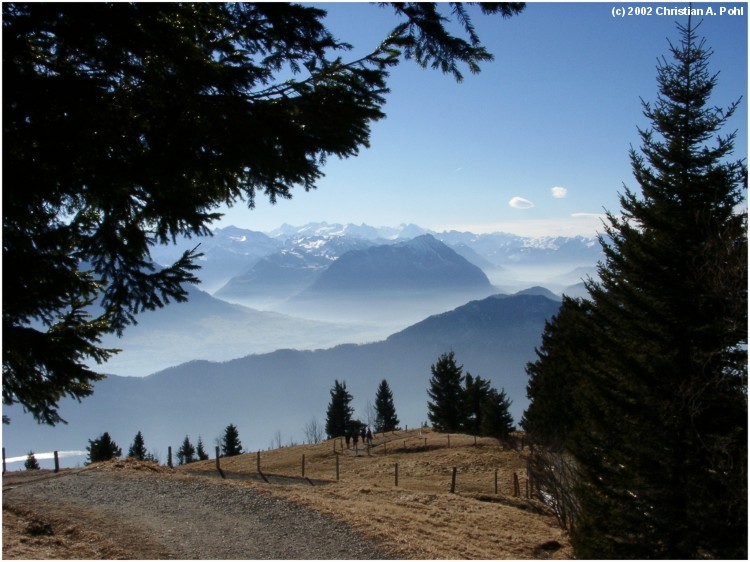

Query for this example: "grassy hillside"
[179,428,572,559]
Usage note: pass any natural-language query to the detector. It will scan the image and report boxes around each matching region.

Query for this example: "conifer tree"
[196,436,209,461]
[374,379,400,433]
[325,380,354,439]
[177,435,196,465]
[426,352,466,432]
[480,388,514,439]
[522,297,593,449]
[127,430,148,461]
[555,20,747,559]
[522,297,593,530]
[462,373,492,435]
[3,1,524,427]
[221,424,242,457]
[24,451,40,470]
[86,432,122,465]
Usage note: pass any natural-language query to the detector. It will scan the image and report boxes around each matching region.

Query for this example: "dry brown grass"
[181,428,572,559]
[2,493,172,560]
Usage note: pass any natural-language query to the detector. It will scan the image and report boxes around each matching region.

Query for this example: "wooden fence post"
[53,451,59,473]
[3,447,7,474]
[301,454,305,478]
[450,467,457,493]
[335,454,340,481]
[394,463,399,487]
[494,468,499,495]
[447,435,451,448]
[167,446,173,468]
[256,450,261,473]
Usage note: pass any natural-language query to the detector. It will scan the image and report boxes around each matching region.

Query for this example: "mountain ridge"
[3,292,561,465]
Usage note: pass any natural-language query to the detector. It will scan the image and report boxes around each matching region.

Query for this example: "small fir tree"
[480,388,514,440]
[462,373,492,435]
[127,430,148,460]
[24,451,40,470]
[325,380,354,439]
[86,432,122,465]
[374,379,400,433]
[177,435,196,465]
[426,352,465,432]
[221,424,242,457]
[196,436,209,461]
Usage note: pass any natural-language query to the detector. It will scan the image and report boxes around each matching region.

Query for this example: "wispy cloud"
[509,196,534,209]
[551,186,568,198]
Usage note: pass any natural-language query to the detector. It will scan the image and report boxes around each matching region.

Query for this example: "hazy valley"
[3,223,601,468]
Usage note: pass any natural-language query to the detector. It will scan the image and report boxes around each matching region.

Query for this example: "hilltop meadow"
[3,428,571,559]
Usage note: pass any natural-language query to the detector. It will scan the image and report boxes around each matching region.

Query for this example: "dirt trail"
[2,465,392,560]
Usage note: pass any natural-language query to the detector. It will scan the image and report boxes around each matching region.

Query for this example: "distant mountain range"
[149,222,603,297]
[306,234,491,293]
[95,223,602,375]
[3,292,561,465]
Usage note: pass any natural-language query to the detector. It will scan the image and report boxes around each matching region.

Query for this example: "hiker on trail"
[366,428,373,446]
[345,431,351,449]
[352,430,359,452]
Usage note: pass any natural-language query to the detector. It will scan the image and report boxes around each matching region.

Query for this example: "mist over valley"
[4,223,601,467]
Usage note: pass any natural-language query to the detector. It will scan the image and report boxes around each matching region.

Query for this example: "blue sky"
[216,1,748,237]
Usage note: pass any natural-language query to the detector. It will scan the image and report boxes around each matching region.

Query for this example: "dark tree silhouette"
[374,379,400,433]
[480,388,514,440]
[325,380,354,439]
[86,432,122,465]
[462,373,492,435]
[196,436,209,461]
[3,2,524,425]
[127,430,148,461]
[426,352,466,432]
[24,451,40,470]
[221,424,242,457]
[177,435,196,465]
[525,20,746,559]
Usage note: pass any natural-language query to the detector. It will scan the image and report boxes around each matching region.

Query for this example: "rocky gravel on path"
[3,468,392,559]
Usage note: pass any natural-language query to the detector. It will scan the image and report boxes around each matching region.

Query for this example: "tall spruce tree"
[426,352,466,432]
[374,379,400,433]
[325,380,354,439]
[562,20,747,559]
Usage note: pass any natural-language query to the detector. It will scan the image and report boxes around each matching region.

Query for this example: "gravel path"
[3,469,391,559]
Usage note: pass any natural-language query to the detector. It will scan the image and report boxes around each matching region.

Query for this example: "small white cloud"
[551,186,568,199]
[509,196,534,209]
